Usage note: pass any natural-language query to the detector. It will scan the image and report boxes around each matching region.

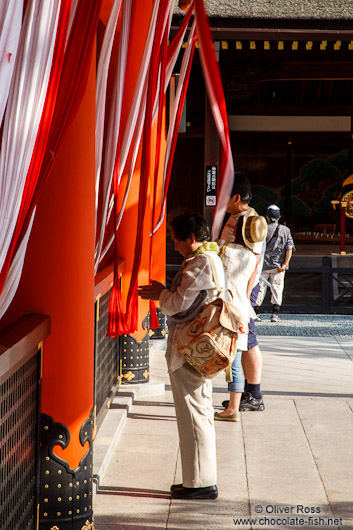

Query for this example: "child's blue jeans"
[227,350,244,392]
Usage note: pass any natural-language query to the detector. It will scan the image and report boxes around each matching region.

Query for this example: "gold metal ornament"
[122,371,135,381]
[81,519,94,530]
[341,190,353,218]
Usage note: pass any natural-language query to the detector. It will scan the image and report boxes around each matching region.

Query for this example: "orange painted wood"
[1,42,96,469]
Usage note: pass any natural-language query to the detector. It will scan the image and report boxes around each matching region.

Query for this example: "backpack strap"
[204,251,237,382]
[203,251,226,297]
[266,224,279,245]
[218,241,228,260]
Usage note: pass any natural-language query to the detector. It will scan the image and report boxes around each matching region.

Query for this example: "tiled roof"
[174,0,353,19]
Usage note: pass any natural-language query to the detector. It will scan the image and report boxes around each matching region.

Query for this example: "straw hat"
[242,208,268,249]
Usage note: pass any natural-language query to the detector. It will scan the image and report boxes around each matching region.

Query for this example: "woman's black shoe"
[170,483,182,491]
[171,485,218,499]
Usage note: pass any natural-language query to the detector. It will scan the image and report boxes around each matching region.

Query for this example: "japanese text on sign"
[205,165,217,206]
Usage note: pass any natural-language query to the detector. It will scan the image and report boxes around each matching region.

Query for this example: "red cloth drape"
[148,17,169,330]
[107,0,232,336]
[108,3,196,336]
[0,0,72,294]
[107,2,171,337]
[158,30,196,225]
[194,0,234,240]
[0,0,103,296]
[166,3,194,65]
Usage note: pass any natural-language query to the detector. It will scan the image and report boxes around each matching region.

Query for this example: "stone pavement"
[93,320,353,530]
[253,313,353,338]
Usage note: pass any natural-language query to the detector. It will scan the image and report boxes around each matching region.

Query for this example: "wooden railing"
[167,254,353,314]
[259,255,353,314]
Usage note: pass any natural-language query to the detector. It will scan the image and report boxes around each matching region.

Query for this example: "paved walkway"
[93,323,353,530]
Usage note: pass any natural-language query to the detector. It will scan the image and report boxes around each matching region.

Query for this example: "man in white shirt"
[219,173,267,413]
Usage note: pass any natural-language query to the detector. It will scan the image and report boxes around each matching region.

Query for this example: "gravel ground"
[255,313,353,337]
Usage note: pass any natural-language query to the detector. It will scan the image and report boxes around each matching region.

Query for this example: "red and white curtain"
[0,1,23,126]
[0,0,233,330]
[95,0,234,336]
[194,0,234,240]
[0,0,102,319]
[95,1,195,271]
[0,0,65,318]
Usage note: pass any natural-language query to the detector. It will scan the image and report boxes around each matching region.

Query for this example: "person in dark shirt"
[254,204,295,322]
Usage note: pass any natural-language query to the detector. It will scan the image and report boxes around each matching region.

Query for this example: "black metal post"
[321,256,331,313]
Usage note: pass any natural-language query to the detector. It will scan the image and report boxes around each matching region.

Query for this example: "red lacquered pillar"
[2,40,96,530]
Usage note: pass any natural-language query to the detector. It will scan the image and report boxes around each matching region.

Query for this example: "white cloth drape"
[194,0,234,240]
[95,0,178,270]
[95,0,166,271]
[98,83,147,266]
[0,0,62,319]
[95,0,123,238]
[0,0,23,126]
[94,0,133,273]
[153,19,196,234]
[164,5,192,93]
[67,0,79,43]
[0,210,35,318]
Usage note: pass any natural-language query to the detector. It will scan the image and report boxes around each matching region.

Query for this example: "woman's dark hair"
[231,171,252,203]
[169,211,210,242]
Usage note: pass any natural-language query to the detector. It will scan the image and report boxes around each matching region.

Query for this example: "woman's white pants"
[169,362,217,488]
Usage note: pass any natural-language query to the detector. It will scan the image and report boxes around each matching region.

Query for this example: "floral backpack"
[176,251,248,380]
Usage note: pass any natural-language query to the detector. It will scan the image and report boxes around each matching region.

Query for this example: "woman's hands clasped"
[137,280,165,300]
